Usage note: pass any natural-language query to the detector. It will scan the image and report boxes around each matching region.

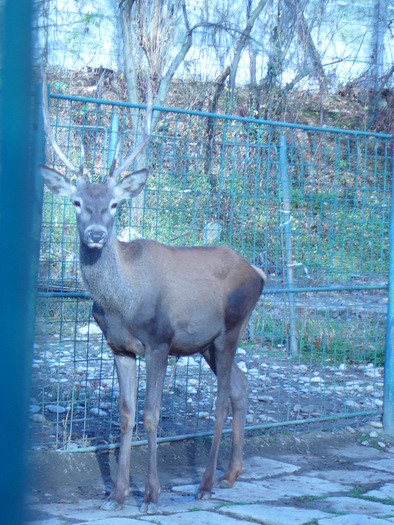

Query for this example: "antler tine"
[79,144,85,176]
[112,72,153,179]
[41,68,80,175]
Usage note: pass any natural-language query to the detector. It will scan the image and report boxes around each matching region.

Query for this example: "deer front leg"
[140,347,168,514]
[101,353,137,510]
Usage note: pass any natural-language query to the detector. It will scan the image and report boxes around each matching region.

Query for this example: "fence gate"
[31,92,393,451]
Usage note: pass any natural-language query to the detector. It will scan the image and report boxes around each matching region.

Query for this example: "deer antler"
[111,73,153,179]
[41,68,83,176]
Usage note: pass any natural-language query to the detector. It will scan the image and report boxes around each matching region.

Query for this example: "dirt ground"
[27,426,393,508]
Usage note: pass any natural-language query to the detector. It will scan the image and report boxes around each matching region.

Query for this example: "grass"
[245,303,386,367]
[348,486,394,507]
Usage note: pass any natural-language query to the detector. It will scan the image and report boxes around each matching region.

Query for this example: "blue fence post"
[279,133,298,355]
[383,144,394,437]
[0,1,35,523]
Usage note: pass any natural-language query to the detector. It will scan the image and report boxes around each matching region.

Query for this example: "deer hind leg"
[217,362,248,488]
[101,353,137,510]
[140,347,168,514]
[197,333,238,500]
[200,347,248,492]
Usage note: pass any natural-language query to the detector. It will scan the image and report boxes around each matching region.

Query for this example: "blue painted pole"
[0,1,35,523]
[384,143,394,436]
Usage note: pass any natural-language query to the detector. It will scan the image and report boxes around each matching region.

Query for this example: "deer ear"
[114,168,148,201]
[39,164,77,198]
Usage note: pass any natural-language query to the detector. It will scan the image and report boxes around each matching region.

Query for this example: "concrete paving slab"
[256,475,352,501]
[154,491,217,513]
[219,503,330,525]
[356,458,394,475]
[142,509,252,525]
[27,500,141,523]
[172,476,351,503]
[366,483,394,500]
[28,492,219,522]
[327,445,386,461]
[239,456,300,480]
[317,496,394,516]
[318,514,393,524]
[81,518,143,525]
[305,469,393,485]
[171,481,263,502]
[26,518,64,525]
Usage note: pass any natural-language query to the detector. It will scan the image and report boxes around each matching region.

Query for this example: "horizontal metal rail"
[50,93,393,139]
[58,409,382,454]
[36,283,388,299]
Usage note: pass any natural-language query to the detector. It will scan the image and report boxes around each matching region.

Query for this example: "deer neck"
[79,232,128,310]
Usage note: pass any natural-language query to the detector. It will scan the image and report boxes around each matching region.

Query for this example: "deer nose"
[85,229,107,246]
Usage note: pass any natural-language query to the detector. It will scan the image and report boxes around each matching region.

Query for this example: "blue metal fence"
[31,92,393,451]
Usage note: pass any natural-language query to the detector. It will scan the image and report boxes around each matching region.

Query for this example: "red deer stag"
[39,77,266,514]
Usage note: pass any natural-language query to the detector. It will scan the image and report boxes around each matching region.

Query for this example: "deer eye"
[74,200,81,208]
[111,202,118,210]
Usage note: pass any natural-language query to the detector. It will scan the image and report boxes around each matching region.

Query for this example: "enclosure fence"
[31,92,393,451]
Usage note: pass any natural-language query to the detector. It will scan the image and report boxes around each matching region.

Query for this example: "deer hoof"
[101,498,122,511]
[140,501,159,514]
[196,488,212,500]
[217,478,233,489]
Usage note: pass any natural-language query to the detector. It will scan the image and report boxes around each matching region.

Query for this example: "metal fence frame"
[31,90,394,452]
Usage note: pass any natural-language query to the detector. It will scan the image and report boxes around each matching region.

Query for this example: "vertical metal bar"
[109,113,119,171]
[0,1,34,523]
[279,134,298,355]
[383,142,394,436]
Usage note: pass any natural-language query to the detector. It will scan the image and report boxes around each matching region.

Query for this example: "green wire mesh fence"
[31,92,392,451]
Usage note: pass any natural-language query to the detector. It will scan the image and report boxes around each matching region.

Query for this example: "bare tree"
[118,0,192,132]
[367,0,392,127]
[203,0,269,176]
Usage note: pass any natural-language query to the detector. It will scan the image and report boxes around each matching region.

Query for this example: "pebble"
[64,442,79,451]
[198,412,210,419]
[90,407,107,417]
[310,376,324,384]
[78,323,102,336]
[378,441,386,448]
[345,400,360,409]
[258,395,274,403]
[238,362,248,372]
[369,431,378,438]
[31,414,46,423]
[370,421,383,429]
[45,404,67,414]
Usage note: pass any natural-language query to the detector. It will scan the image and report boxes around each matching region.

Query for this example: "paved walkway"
[26,433,394,525]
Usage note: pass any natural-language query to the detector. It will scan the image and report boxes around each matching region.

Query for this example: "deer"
[38,75,266,514]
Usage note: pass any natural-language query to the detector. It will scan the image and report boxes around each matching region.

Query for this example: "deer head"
[39,165,149,249]
[38,71,153,249]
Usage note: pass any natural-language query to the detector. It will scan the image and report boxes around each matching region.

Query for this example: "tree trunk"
[286,0,327,123]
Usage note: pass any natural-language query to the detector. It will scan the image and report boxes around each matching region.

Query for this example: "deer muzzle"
[85,228,107,249]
